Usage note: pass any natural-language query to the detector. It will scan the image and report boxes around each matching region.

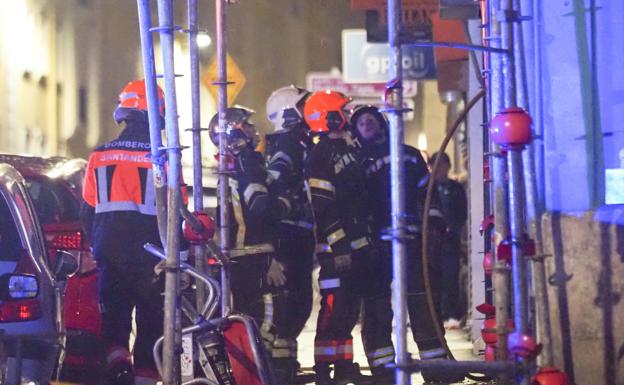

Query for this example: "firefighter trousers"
[99,258,163,372]
[272,224,315,362]
[314,251,362,367]
[360,248,395,377]
[230,254,297,359]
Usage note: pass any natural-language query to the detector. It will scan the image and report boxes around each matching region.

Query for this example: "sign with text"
[305,72,418,98]
[342,29,436,83]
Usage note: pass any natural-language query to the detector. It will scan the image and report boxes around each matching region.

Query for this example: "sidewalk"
[297,268,480,384]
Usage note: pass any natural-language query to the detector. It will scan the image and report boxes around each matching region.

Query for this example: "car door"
[0,164,58,383]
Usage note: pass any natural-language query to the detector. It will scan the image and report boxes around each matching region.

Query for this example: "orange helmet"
[113,79,165,123]
[303,90,351,133]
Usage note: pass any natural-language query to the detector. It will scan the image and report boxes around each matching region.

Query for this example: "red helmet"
[303,90,351,133]
[113,79,165,123]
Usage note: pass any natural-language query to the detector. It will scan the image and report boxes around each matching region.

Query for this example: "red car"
[0,154,103,382]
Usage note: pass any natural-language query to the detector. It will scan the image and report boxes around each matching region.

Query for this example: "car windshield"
[0,194,25,262]
[24,178,81,225]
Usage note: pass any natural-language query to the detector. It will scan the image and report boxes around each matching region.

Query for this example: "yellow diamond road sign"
[203,53,246,106]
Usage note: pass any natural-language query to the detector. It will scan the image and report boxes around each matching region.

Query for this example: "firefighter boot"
[134,368,160,385]
[371,367,395,385]
[273,358,298,385]
[421,360,465,384]
[333,361,373,385]
[313,363,333,385]
[106,360,134,385]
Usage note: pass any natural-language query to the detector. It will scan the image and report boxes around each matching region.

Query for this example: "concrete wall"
[542,211,624,385]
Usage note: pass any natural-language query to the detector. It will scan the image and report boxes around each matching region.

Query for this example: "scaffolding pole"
[215,0,232,317]
[386,1,408,384]
[187,0,209,309]
[487,2,512,378]
[514,0,554,367]
[136,0,168,248]
[501,0,531,383]
[154,0,184,383]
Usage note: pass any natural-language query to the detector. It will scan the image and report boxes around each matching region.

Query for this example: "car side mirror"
[0,273,39,300]
[54,250,78,280]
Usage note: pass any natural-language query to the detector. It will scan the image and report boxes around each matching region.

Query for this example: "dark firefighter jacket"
[219,147,275,258]
[80,120,162,266]
[305,135,372,258]
[435,179,467,235]
[360,141,442,237]
[265,130,313,228]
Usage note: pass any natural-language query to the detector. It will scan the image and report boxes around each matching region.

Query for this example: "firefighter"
[428,152,468,328]
[80,79,168,385]
[350,105,463,384]
[264,86,316,384]
[303,91,375,385]
[208,107,288,382]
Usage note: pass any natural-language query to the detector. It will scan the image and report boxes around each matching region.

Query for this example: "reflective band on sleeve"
[267,169,280,183]
[269,151,293,168]
[281,219,314,230]
[327,228,346,245]
[309,178,335,193]
[319,278,341,289]
[418,174,430,188]
[278,196,292,213]
[244,183,268,205]
[419,347,447,360]
[229,243,275,257]
[350,237,369,250]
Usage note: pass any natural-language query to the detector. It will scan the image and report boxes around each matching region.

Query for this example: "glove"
[334,253,352,273]
[266,258,287,287]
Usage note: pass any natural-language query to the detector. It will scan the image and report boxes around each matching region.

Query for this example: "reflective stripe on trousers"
[314,339,354,362]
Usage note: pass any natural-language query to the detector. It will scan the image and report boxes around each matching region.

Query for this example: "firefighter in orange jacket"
[304,91,376,385]
[80,80,167,385]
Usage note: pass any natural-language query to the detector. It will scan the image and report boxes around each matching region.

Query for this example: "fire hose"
[420,88,487,381]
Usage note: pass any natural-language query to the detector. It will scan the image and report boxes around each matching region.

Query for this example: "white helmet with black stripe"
[266,85,310,132]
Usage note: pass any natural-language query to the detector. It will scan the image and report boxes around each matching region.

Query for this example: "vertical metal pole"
[187,0,208,310]
[501,0,517,108]
[532,0,545,212]
[137,0,168,247]
[514,0,553,367]
[501,0,531,383]
[215,0,231,316]
[155,0,182,383]
[488,0,511,372]
[387,1,408,385]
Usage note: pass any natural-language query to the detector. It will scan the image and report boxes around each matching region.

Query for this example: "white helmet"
[266,85,310,132]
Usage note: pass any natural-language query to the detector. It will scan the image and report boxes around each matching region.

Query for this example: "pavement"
[296,268,482,384]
